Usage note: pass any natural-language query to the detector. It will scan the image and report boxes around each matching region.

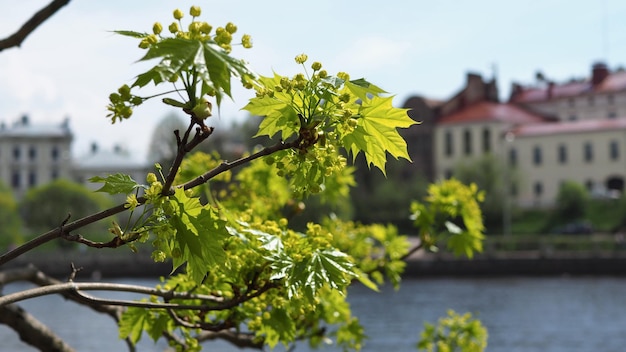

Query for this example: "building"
[0,115,149,199]
[0,115,73,199]
[409,62,626,208]
[505,62,626,206]
[73,142,151,191]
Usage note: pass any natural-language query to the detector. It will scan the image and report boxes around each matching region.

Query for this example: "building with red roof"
[406,62,626,212]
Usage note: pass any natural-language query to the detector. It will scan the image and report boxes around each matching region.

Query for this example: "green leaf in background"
[89,173,140,195]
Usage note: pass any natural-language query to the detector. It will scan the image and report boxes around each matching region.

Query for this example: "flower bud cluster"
[134,6,252,53]
[107,84,144,123]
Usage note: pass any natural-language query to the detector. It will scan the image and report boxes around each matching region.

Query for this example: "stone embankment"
[5,247,626,279]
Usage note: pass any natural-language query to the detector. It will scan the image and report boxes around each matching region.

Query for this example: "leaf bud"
[109,93,121,103]
[190,5,201,17]
[118,84,131,99]
[241,34,252,48]
[168,22,180,34]
[200,22,212,34]
[173,8,184,20]
[225,22,237,34]
[146,173,158,184]
[311,61,322,71]
[188,21,202,33]
[146,34,158,44]
[191,97,212,119]
[138,39,150,49]
[152,22,163,35]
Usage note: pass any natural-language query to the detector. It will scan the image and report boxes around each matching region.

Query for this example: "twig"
[161,122,213,196]
[0,281,224,307]
[0,0,70,52]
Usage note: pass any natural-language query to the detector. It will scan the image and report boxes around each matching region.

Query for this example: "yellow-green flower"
[190,5,201,17]
[295,53,308,64]
[124,194,139,210]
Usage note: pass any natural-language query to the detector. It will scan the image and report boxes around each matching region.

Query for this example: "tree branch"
[161,122,213,196]
[196,330,263,350]
[0,0,70,52]
[0,304,76,352]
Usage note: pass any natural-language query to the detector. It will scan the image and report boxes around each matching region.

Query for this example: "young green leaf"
[89,173,140,195]
[342,95,416,174]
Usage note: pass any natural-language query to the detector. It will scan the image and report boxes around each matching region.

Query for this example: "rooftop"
[509,62,626,103]
[0,115,72,138]
[74,143,149,171]
[510,117,626,137]
[438,101,549,125]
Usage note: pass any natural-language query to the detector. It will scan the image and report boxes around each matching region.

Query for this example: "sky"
[2,0,626,162]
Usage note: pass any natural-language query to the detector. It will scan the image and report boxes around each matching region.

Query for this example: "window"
[444,131,453,157]
[482,128,491,153]
[444,169,453,179]
[584,142,593,162]
[13,146,20,161]
[608,111,617,119]
[533,146,542,165]
[28,146,36,161]
[585,179,594,192]
[11,171,20,189]
[588,96,595,106]
[533,181,543,197]
[610,140,620,161]
[558,144,567,164]
[509,148,517,167]
[28,171,37,187]
[463,129,472,155]
[568,98,575,107]
[608,94,615,105]
[568,115,577,121]
[51,146,59,161]
[51,168,59,180]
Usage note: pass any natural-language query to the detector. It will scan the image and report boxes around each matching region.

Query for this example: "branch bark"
[0,0,70,52]
[0,304,76,352]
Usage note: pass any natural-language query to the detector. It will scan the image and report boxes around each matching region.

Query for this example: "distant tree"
[552,181,589,224]
[0,181,22,248]
[147,112,188,167]
[19,179,113,239]
[351,155,429,232]
[453,154,513,233]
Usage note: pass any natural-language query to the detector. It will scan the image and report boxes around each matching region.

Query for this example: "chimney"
[592,62,609,86]
[547,81,555,99]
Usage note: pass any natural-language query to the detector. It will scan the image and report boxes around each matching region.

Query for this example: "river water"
[2,276,626,351]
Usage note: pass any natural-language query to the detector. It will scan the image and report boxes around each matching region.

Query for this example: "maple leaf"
[342,95,417,175]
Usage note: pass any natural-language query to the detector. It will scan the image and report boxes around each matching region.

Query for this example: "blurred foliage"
[19,179,114,241]
[0,180,23,248]
[453,153,515,233]
[417,310,488,352]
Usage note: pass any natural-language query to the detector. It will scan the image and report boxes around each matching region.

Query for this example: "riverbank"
[5,248,626,279]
